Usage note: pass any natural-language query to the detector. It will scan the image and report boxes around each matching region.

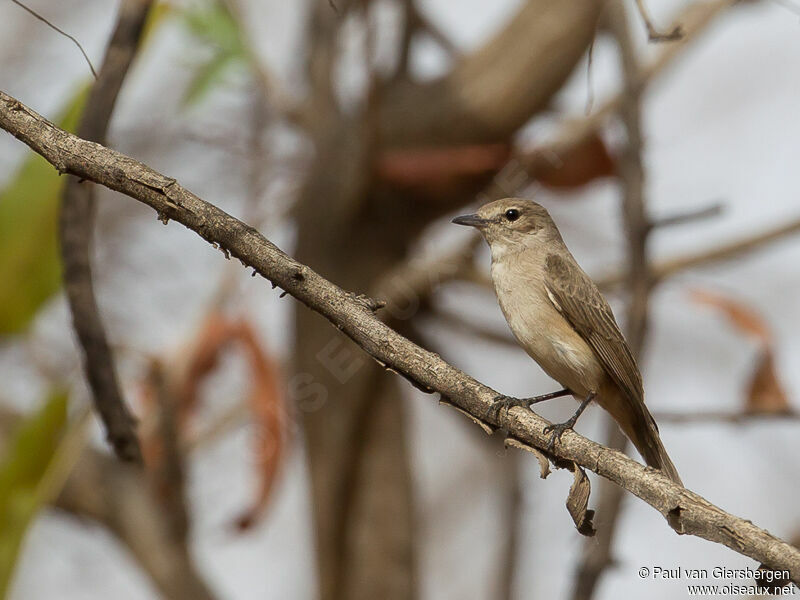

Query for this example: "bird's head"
[452,198,562,255]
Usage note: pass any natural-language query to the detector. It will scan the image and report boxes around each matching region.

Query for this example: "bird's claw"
[485,395,532,421]
[543,420,574,452]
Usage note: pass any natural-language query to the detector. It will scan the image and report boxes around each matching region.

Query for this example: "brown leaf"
[690,289,772,344]
[230,321,285,531]
[524,132,616,190]
[691,289,792,415]
[566,463,595,537]
[140,310,287,530]
[504,437,550,479]
[745,349,791,416]
[375,143,511,195]
[174,312,237,425]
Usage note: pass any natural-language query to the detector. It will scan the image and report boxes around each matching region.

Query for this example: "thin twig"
[10,0,98,78]
[655,410,800,424]
[2,93,800,580]
[649,202,724,230]
[59,0,153,463]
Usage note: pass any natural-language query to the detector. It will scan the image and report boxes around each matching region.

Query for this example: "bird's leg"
[543,391,596,451]
[486,388,572,421]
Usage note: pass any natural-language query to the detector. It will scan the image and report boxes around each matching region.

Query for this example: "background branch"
[58,0,152,463]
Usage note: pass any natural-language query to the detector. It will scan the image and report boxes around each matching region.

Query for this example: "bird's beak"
[451,214,488,228]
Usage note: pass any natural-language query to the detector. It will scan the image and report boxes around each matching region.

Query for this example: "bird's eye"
[504,209,520,222]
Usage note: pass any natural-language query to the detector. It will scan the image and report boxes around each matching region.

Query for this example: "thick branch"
[2,91,799,581]
[59,0,152,463]
[379,0,602,147]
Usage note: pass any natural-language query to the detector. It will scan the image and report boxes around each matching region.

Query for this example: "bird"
[452,198,682,484]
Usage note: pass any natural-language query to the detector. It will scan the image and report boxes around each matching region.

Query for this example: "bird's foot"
[485,395,530,421]
[543,418,578,452]
[542,391,595,451]
[485,389,571,422]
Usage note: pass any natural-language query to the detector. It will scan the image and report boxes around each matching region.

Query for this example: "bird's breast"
[491,256,605,396]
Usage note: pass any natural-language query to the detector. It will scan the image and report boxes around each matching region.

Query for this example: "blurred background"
[1,0,799,598]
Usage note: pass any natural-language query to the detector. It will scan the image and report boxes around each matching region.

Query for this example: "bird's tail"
[599,389,683,485]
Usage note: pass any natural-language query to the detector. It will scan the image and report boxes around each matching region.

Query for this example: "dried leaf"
[376,143,511,192]
[566,463,595,537]
[690,289,772,344]
[173,312,234,423]
[138,312,287,530]
[690,289,792,414]
[231,321,285,530]
[504,437,550,478]
[439,399,495,435]
[745,349,791,415]
[525,132,616,190]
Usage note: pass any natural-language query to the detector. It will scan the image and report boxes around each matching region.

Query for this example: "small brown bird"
[453,198,682,484]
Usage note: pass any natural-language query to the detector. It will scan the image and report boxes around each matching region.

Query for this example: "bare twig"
[655,410,800,424]
[2,92,800,580]
[10,0,97,78]
[649,202,724,230]
[59,0,152,463]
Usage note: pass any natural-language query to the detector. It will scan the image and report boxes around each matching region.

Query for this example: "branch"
[1,91,800,581]
[59,0,152,463]
[56,447,217,600]
[379,0,602,146]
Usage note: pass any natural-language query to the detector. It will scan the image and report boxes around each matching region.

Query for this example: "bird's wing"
[543,253,645,408]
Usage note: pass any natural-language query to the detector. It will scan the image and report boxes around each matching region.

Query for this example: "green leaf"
[0,393,69,596]
[0,87,88,334]
[181,1,249,106]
